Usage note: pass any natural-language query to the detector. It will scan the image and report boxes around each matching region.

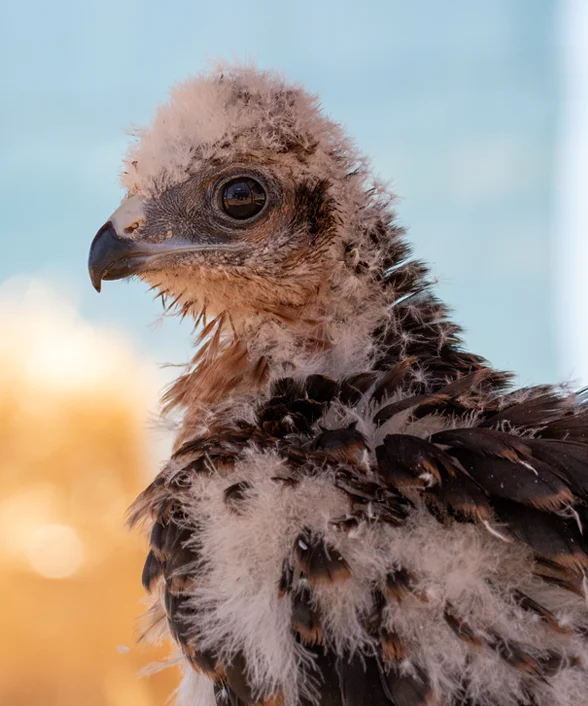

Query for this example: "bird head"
[88,66,406,327]
[88,65,422,407]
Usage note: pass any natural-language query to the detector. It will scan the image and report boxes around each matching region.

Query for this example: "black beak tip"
[90,274,102,293]
[88,221,117,293]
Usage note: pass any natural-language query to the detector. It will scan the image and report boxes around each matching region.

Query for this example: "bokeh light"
[0,280,178,706]
[26,523,85,579]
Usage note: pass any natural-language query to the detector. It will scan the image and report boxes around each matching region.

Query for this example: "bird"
[88,64,588,706]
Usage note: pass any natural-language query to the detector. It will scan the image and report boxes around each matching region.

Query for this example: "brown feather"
[512,589,571,635]
[338,653,392,706]
[450,449,575,513]
[432,427,532,463]
[494,500,588,569]
[382,663,436,706]
[305,374,339,403]
[370,357,417,406]
[313,423,368,465]
[373,394,449,427]
[338,372,378,405]
[380,628,407,663]
[291,586,322,646]
[443,603,484,648]
[295,531,351,585]
[141,550,163,592]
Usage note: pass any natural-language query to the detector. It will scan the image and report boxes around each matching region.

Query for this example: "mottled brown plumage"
[89,65,588,706]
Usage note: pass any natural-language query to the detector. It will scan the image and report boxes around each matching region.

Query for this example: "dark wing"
[132,370,588,706]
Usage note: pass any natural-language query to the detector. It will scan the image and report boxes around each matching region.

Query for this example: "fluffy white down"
[170,436,588,706]
[176,666,216,706]
[121,62,362,201]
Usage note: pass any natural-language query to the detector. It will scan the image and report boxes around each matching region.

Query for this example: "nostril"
[123,219,144,235]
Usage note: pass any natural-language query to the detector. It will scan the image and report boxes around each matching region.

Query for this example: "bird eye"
[221,177,266,220]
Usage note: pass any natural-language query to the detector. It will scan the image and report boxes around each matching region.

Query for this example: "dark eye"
[221,177,266,220]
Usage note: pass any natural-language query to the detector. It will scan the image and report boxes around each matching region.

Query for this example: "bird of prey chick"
[88,65,588,706]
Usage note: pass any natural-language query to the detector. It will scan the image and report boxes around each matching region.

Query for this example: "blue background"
[1,0,562,384]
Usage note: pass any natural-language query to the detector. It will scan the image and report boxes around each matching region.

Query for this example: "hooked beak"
[88,196,158,292]
[88,222,148,292]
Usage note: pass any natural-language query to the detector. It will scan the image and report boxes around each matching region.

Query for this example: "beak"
[89,196,154,292]
[88,223,150,293]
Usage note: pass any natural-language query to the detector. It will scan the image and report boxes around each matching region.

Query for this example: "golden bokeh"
[0,281,179,705]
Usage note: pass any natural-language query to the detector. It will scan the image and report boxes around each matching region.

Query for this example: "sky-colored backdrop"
[2,0,586,387]
[4,6,588,704]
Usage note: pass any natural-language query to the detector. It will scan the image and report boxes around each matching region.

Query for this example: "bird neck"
[163,219,494,435]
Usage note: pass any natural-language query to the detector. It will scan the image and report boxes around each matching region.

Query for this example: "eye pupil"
[222,178,266,219]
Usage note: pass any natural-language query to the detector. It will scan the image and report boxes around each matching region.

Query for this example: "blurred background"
[0,0,586,704]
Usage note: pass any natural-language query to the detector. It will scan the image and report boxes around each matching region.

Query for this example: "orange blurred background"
[0,281,178,705]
